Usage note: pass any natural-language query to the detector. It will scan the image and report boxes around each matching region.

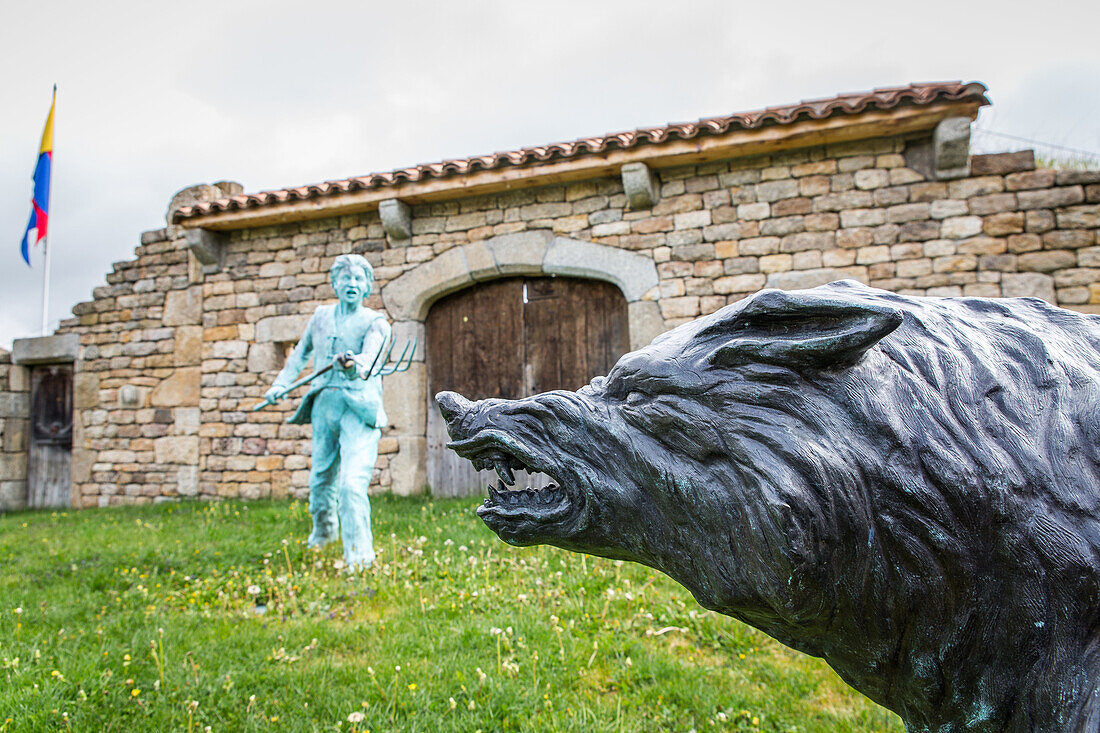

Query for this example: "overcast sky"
[1,0,1098,348]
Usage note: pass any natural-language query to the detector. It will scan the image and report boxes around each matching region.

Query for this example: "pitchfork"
[251,335,417,412]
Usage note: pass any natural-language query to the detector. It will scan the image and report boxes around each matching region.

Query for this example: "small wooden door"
[27,365,73,508]
[426,277,628,497]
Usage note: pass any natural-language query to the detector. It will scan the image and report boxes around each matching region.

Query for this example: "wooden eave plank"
[183,100,980,231]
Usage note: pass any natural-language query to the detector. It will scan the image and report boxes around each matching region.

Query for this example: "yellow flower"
[407,683,417,691]
[131,689,141,697]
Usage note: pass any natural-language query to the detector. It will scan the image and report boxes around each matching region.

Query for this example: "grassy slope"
[0,497,902,732]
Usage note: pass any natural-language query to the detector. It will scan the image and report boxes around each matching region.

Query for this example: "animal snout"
[435,391,475,428]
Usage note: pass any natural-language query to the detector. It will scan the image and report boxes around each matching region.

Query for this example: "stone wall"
[55,134,1100,507]
[0,350,29,511]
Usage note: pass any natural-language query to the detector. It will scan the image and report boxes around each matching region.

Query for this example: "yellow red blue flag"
[20,87,55,266]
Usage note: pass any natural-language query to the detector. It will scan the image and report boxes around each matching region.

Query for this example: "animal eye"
[625,390,647,409]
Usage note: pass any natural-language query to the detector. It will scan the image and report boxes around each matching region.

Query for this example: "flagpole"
[40,84,55,336]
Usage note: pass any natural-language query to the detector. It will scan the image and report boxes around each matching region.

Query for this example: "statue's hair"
[329,254,374,289]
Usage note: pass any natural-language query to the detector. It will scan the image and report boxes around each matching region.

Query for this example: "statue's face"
[333,266,370,306]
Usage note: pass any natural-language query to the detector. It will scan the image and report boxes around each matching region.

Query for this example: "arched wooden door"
[426,276,629,497]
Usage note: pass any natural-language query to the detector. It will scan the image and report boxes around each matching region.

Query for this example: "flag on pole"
[20,87,56,266]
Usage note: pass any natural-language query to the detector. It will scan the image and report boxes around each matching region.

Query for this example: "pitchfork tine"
[380,337,416,375]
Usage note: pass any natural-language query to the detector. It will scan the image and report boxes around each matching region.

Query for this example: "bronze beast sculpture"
[436,280,1100,732]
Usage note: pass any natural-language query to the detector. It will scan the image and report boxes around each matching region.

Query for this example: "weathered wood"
[181,101,982,231]
[27,365,73,508]
[426,277,629,497]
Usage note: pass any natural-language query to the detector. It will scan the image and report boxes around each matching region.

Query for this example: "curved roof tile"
[174,81,988,222]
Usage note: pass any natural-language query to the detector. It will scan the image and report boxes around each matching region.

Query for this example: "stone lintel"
[184,228,228,268]
[12,333,80,365]
[934,117,972,180]
[379,198,412,240]
[621,162,660,209]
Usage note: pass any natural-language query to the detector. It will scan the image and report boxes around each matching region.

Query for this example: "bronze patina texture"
[438,280,1100,731]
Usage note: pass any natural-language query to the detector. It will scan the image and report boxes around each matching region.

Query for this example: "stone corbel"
[379,198,412,241]
[621,162,660,209]
[934,117,972,180]
[184,227,228,270]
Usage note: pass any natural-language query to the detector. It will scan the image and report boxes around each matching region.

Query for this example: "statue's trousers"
[307,388,380,568]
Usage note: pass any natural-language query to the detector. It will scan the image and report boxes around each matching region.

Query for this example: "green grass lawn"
[0,496,902,732]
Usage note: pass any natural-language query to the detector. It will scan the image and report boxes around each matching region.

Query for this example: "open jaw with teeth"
[448,431,577,532]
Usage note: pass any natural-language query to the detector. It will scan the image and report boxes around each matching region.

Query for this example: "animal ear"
[705,288,903,369]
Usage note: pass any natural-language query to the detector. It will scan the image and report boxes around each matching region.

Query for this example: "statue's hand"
[263,385,284,403]
[335,351,357,376]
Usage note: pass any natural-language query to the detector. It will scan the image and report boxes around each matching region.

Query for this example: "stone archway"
[381,230,664,350]
[378,231,665,496]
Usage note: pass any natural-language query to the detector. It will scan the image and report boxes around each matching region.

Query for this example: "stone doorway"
[425,276,629,497]
[27,365,72,508]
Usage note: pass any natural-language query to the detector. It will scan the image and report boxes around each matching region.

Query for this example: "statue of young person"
[264,254,390,569]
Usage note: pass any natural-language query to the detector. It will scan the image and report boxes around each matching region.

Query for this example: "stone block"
[621,162,660,209]
[487,229,553,274]
[164,287,202,326]
[738,203,770,220]
[659,296,700,319]
[1056,171,1100,185]
[983,212,1024,237]
[1018,250,1076,273]
[1017,187,1085,210]
[390,437,427,496]
[1002,272,1055,302]
[74,372,100,410]
[1007,234,1042,253]
[899,221,941,241]
[759,254,793,274]
[714,274,766,295]
[176,465,200,496]
[8,365,29,393]
[970,151,1035,176]
[0,480,27,512]
[627,301,666,350]
[929,200,968,219]
[2,418,27,452]
[12,334,80,365]
[0,393,29,418]
[933,255,977,273]
[183,227,227,268]
[247,343,283,373]
[1042,230,1093,250]
[941,216,983,239]
[255,314,311,344]
[150,367,200,407]
[887,203,931,223]
[780,232,834,253]
[947,177,1005,199]
[767,269,850,290]
[840,209,885,228]
[933,117,971,179]
[756,179,800,202]
[175,326,203,366]
[969,193,1017,216]
[0,453,27,481]
[1056,205,1100,230]
[854,169,889,190]
[1005,170,1056,191]
[379,199,412,240]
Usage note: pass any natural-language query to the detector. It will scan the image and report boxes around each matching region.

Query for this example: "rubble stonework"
[43,138,1100,507]
[0,350,30,511]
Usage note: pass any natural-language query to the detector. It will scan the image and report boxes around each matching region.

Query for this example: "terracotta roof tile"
[174,81,988,223]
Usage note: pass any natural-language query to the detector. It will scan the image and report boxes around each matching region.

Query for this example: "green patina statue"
[263,254,390,569]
